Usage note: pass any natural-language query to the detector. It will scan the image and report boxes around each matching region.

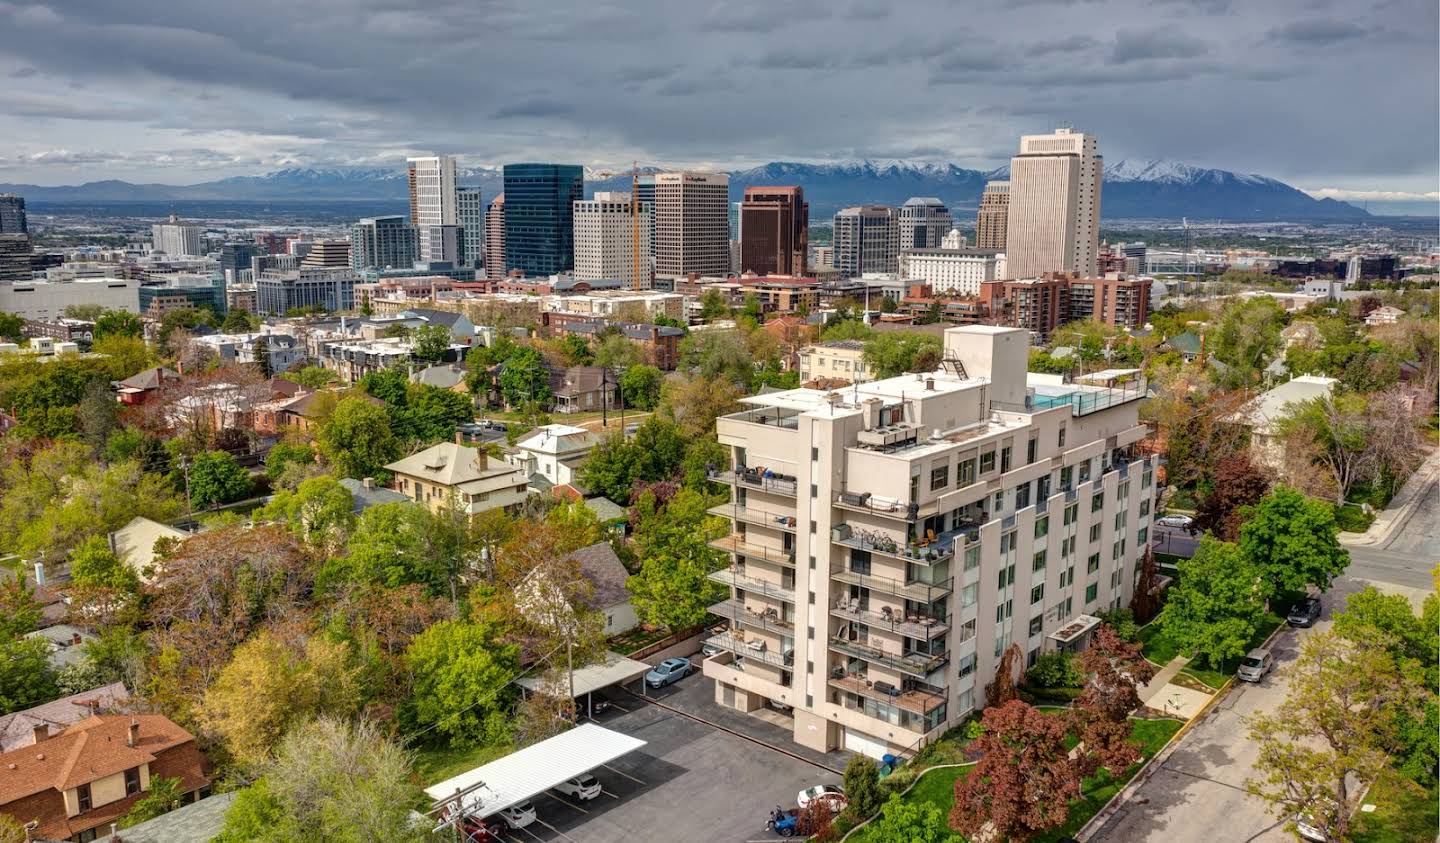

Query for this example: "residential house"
[113,366,179,406]
[338,477,410,513]
[1232,374,1337,473]
[399,307,478,344]
[24,625,96,671]
[1364,305,1404,326]
[798,341,869,385]
[102,790,237,843]
[1164,331,1204,362]
[547,366,617,414]
[108,516,192,583]
[513,424,597,490]
[385,438,529,516]
[0,714,212,842]
[0,684,129,754]
[276,391,385,434]
[569,542,639,636]
[410,363,469,392]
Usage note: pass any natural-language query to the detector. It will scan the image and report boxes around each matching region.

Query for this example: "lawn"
[413,741,513,785]
[1137,614,1284,689]
[1350,767,1439,843]
[848,717,1183,843]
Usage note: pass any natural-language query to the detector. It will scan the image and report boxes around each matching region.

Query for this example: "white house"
[109,516,191,583]
[513,424,597,490]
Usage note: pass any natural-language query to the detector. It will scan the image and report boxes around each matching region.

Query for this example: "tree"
[77,379,118,455]
[395,383,474,445]
[258,475,356,556]
[1130,547,1161,624]
[864,332,943,378]
[317,397,399,481]
[1071,624,1156,776]
[680,329,756,388]
[951,700,1082,840]
[987,642,1023,707]
[287,366,335,389]
[0,813,29,843]
[359,368,409,405]
[626,489,727,630]
[0,637,58,715]
[842,754,884,821]
[594,333,642,370]
[866,796,963,843]
[1211,296,1286,384]
[323,502,471,601]
[402,618,518,746]
[0,311,23,341]
[265,441,315,480]
[120,776,185,827]
[220,308,257,333]
[659,374,742,438]
[620,364,663,411]
[1193,454,1270,542]
[1156,537,1268,669]
[499,346,551,407]
[69,534,140,593]
[203,631,363,767]
[93,309,144,340]
[217,717,427,843]
[1280,391,1421,505]
[1238,486,1348,600]
[556,333,594,366]
[187,450,253,510]
[699,288,729,320]
[1247,631,1421,842]
[411,323,452,363]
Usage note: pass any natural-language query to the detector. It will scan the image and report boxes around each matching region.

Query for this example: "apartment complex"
[700,325,1154,759]
[1006,129,1101,279]
[898,198,953,251]
[798,340,869,384]
[1067,276,1151,329]
[975,182,1009,250]
[484,194,506,280]
[456,185,485,268]
[386,439,529,516]
[407,155,460,263]
[739,186,809,277]
[573,192,652,289]
[653,172,730,279]
[351,215,418,271]
[150,214,204,258]
[978,273,1152,339]
[832,206,899,277]
[898,249,1005,296]
[504,164,585,276]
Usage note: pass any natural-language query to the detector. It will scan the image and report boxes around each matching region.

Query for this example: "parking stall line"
[531,819,580,843]
[599,763,646,786]
[598,788,621,800]
[545,793,590,814]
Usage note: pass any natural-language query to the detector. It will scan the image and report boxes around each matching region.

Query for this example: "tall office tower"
[151,214,204,257]
[503,163,585,276]
[975,181,1010,251]
[0,234,31,281]
[739,186,809,277]
[407,155,459,263]
[456,186,485,268]
[832,205,898,278]
[573,192,653,288]
[1005,129,1101,279]
[484,194,506,280]
[0,194,26,234]
[899,197,952,251]
[653,172,731,279]
[219,242,261,283]
[700,324,1156,757]
[350,215,418,270]
[299,239,352,269]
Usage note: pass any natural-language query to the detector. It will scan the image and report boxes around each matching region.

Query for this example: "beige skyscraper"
[975,181,1010,251]
[653,172,730,279]
[573,192,653,289]
[1004,129,1101,279]
[406,155,459,263]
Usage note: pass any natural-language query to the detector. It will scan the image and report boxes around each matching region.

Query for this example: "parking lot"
[478,671,848,843]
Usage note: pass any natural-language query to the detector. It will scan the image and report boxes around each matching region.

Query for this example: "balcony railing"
[709,535,796,566]
[833,490,918,521]
[708,598,796,633]
[831,523,977,565]
[828,601,948,640]
[706,568,796,603]
[705,631,793,669]
[828,673,947,716]
[707,502,798,532]
[707,468,799,497]
[830,567,952,603]
[724,406,801,429]
[829,637,949,678]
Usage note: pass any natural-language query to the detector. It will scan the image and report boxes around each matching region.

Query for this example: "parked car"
[1236,648,1273,683]
[767,807,810,838]
[1287,596,1322,628]
[797,784,847,813]
[701,641,723,658]
[459,814,505,842]
[645,658,692,688]
[555,773,602,801]
[1155,514,1194,529]
[498,801,536,829]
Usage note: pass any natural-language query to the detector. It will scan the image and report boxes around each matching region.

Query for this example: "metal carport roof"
[514,650,651,698]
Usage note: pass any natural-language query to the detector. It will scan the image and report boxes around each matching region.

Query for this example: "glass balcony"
[723,406,801,429]
[707,468,798,497]
[709,534,796,566]
[828,636,949,678]
[706,568,796,603]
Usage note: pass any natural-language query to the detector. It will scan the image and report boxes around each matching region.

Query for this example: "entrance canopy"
[425,723,646,825]
[515,650,651,699]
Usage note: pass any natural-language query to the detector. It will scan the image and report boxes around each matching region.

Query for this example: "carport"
[425,722,647,831]
[515,650,651,718]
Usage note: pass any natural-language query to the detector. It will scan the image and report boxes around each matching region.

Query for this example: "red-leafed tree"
[1070,625,1158,776]
[986,642,1023,708]
[1193,454,1270,542]
[951,700,1081,840]
[1129,547,1161,624]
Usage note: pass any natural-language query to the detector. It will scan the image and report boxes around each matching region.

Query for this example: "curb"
[1342,455,1439,547]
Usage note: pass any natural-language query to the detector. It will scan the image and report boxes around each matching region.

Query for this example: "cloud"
[1109,28,1210,63]
[1303,187,1440,201]
[7,66,37,78]
[1266,19,1368,44]
[490,98,573,120]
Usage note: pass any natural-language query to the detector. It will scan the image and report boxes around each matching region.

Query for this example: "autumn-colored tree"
[1070,625,1157,777]
[951,700,1082,840]
[492,522,607,663]
[986,643,1023,708]
[1193,454,1270,542]
[1129,547,1161,624]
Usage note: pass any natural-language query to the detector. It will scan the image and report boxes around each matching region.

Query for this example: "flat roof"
[515,651,651,698]
[425,723,646,823]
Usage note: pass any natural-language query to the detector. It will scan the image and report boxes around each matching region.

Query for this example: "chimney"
[33,562,44,587]
[362,477,375,490]
[71,632,82,645]
[32,724,48,745]
[127,719,139,748]
[455,430,465,446]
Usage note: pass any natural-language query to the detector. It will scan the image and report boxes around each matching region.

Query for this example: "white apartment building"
[408,156,459,263]
[898,249,1006,296]
[456,186,485,269]
[654,172,730,279]
[798,341,869,384]
[512,423,598,488]
[701,325,1154,759]
[0,277,140,320]
[150,215,204,257]
[1006,129,1101,279]
[573,193,653,289]
[544,290,684,321]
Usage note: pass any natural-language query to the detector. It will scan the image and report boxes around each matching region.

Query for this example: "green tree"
[865,795,963,843]
[626,489,727,630]
[698,288,729,320]
[287,365,336,389]
[93,309,144,340]
[499,346,552,407]
[0,637,58,715]
[318,397,399,481]
[69,534,140,593]
[403,618,518,746]
[395,383,474,444]
[359,367,408,405]
[258,476,356,556]
[1238,486,1348,600]
[821,318,873,342]
[864,332,943,378]
[220,309,257,333]
[1211,296,1287,384]
[322,502,469,600]
[594,333,642,369]
[120,777,185,828]
[842,754,885,821]
[620,364,664,411]
[411,323,452,364]
[740,292,763,322]
[557,333,594,366]
[187,450,253,510]
[265,441,315,480]
[77,379,119,455]
[0,311,22,341]
[1157,537,1268,669]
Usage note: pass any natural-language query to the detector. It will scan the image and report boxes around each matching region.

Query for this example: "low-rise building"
[190,332,304,374]
[513,424,597,489]
[547,366,617,414]
[109,516,192,583]
[898,249,1005,296]
[385,439,529,516]
[23,318,95,344]
[0,683,130,754]
[114,366,180,406]
[569,542,639,636]
[0,277,140,320]
[1232,374,1338,474]
[1364,305,1405,326]
[798,341,870,385]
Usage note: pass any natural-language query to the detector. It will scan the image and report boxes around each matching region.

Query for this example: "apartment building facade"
[654,172,730,279]
[1005,129,1101,279]
[701,325,1154,759]
[975,181,1009,250]
[832,206,899,278]
[573,192,653,289]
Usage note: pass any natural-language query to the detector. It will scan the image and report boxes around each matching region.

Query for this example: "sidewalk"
[1137,655,1189,705]
[1342,451,1440,548]
[1138,655,1210,720]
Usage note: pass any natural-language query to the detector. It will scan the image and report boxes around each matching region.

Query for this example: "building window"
[1058,426,1067,448]
[930,464,949,491]
[964,545,980,570]
[810,484,818,498]
[1140,499,1151,517]
[1030,583,1044,604]
[1001,446,1012,473]
[811,447,819,461]
[1078,461,1091,482]
[980,450,996,474]
[1087,553,1101,574]
[994,491,1004,512]
[1138,527,1148,545]
[1034,515,1049,538]
[959,459,976,486]
[996,599,1013,621]
[1091,492,1104,512]
[1029,615,1044,636]
[1060,465,1073,489]
[1060,566,1074,588]
[1089,523,1101,542]
[961,583,978,607]
[1033,550,1047,571]
[1085,583,1099,604]
[1026,434,1038,465]
[125,767,141,796]
[850,550,872,575]
[997,563,1015,589]
[1063,503,1077,525]
[77,782,92,812]
[1015,483,1031,510]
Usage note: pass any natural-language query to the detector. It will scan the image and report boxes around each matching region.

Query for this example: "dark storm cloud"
[0,0,1432,192]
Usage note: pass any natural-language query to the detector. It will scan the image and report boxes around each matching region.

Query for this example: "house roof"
[0,683,130,754]
[385,441,521,488]
[24,626,95,670]
[515,423,595,456]
[403,307,466,329]
[115,366,179,392]
[0,714,196,805]
[568,542,632,610]
[548,366,610,398]
[111,791,237,843]
[1241,374,1338,432]
[338,478,410,512]
[285,390,384,419]
[582,496,627,524]
[411,363,467,390]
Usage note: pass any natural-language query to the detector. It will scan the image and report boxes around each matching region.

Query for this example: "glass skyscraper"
[503,163,584,276]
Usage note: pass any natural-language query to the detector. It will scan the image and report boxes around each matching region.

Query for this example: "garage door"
[844,728,888,760]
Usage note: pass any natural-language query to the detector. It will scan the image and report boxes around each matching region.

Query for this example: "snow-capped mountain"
[0,158,1369,221]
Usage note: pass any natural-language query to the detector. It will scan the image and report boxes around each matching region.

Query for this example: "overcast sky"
[0,0,1435,200]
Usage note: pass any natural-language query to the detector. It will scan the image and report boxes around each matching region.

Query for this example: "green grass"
[413,741,513,785]
[1350,767,1439,843]
[1138,615,1284,689]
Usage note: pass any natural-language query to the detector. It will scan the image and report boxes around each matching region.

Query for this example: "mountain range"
[0,159,1369,222]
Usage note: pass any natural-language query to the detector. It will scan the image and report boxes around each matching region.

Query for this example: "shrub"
[1026,651,1085,689]
[1097,607,1140,641]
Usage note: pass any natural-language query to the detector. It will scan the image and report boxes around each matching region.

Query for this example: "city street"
[1346,478,1438,592]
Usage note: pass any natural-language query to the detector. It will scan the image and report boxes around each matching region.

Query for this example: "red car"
[459,814,506,842]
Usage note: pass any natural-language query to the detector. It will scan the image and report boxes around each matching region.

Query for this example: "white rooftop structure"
[425,723,646,825]
[514,651,651,698]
